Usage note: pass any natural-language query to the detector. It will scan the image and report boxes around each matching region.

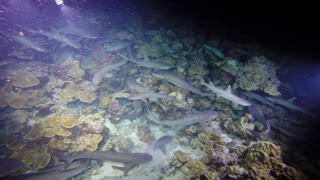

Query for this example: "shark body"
[127,92,176,102]
[117,53,174,69]
[152,135,173,154]
[200,78,251,106]
[6,160,90,180]
[154,110,218,129]
[59,151,152,176]
[13,34,48,52]
[92,59,128,86]
[37,29,81,49]
[265,96,315,116]
[152,70,212,96]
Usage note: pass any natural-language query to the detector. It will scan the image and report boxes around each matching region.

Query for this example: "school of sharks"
[0,1,318,179]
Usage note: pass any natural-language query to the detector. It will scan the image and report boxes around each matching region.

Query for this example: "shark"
[200,78,252,106]
[240,91,274,108]
[127,92,176,102]
[92,59,128,86]
[0,158,23,178]
[265,96,315,117]
[54,21,98,39]
[96,39,133,52]
[58,151,152,176]
[247,105,271,136]
[204,44,225,59]
[117,53,174,69]
[110,100,144,121]
[13,34,48,52]
[126,78,171,111]
[126,78,151,93]
[37,29,81,49]
[152,135,173,154]
[5,160,90,180]
[153,110,218,129]
[152,70,212,96]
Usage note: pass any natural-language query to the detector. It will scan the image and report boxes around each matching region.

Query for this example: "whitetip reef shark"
[58,151,153,176]
[200,77,252,106]
[13,34,48,52]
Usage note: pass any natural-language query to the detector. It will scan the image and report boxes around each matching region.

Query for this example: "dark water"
[0,0,319,179]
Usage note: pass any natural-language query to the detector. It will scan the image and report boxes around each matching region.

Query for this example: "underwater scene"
[0,0,319,179]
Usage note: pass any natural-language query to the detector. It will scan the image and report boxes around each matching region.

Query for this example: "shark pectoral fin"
[232,102,238,107]
[160,146,167,154]
[288,97,296,102]
[104,73,113,78]
[112,163,136,176]
[226,85,232,93]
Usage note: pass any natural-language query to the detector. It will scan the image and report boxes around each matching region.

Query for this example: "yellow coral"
[184,160,207,178]
[76,89,97,104]
[5,92,33,109]
[245,141,300,179]
[24,116,78,140]
[78,113,104,134]
[174,150,191,163]
[45,76,65,92]
[10,148,51,171]
[264,85,281,96]
[7,136,26,150]
[99,96,110,108]
[56,84,79,98]
[71,134,103,152]
[60,58,85,81]
[12,71,40,88]
[49,137,70,151]
[67,67,85,79]
[46,116,78,129]
[24,124,45,140]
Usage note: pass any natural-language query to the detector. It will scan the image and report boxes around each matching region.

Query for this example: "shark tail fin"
[160,146,167,155]
[112,163,136,176]
[199,77,206,85]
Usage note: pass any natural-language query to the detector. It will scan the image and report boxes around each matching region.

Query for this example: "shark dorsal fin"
[143,55,150,61]
[288,97,296,102]
[226,85,232,93]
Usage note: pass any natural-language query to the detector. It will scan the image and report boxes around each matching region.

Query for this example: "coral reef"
[216,56,280,96]
[24,113,106,153]
[106,135,133,152]
[136,43,163,58]
[10,147,51,172]
[174,150,192,163]
[244,141,301,179]
[53,83,97,104]
[182,160,208,179]
[12,71,40,88]
[237,56,280,96]
[70,134,103,152]
[5,92,33,109]
[223,113,255,137]
[59,58,85,82]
